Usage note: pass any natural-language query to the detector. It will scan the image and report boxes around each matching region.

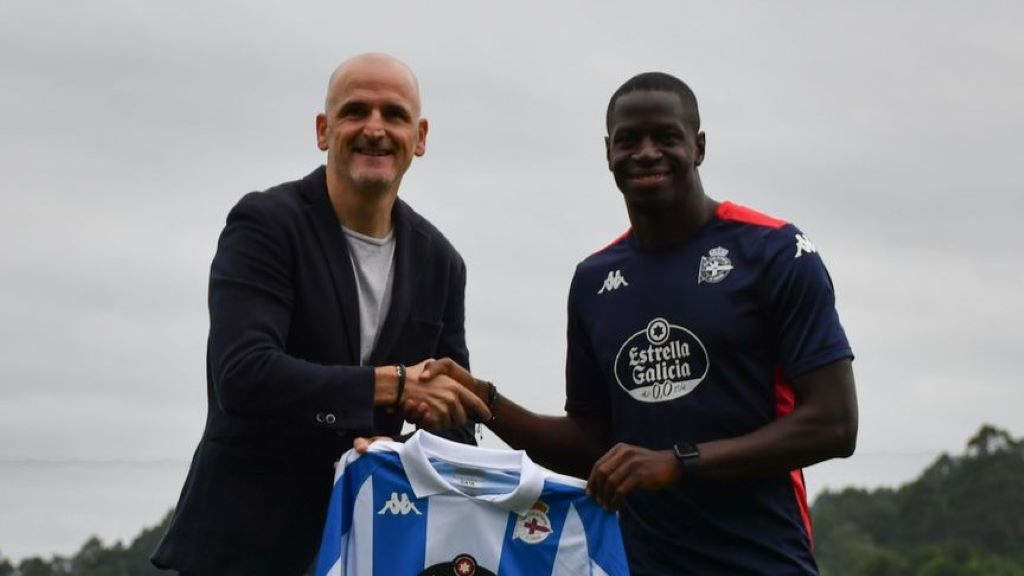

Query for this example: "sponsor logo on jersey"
[794,233,817,258]
[377,492,422,516]
[513,501,553,544]
[598,269,629,294]
[698,246,734,284]
[419,554,495,576]
[613,317,709,403]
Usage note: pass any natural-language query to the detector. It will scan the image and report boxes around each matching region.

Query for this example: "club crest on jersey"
[613,317,709,403]
[698,246,733,284]
[419,553,495,576]
[513,501,553,544]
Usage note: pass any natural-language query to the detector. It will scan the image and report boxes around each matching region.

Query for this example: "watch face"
[674,443,699,461]
[673,444,687,457]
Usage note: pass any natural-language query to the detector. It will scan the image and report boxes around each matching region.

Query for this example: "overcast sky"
[1,0,1021,562]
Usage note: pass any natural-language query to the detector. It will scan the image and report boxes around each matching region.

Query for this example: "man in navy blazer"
[152,53,490,576]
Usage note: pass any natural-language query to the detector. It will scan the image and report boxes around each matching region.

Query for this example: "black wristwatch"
[672,442,700,474]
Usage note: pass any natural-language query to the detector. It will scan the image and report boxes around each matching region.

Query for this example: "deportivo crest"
[419,554,495,576]
[698,246,733,284]
[613,317,709,403]
[513,501,553,544]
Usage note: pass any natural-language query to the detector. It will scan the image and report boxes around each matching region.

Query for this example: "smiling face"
[316,56,427,197]
[605,89,705,210]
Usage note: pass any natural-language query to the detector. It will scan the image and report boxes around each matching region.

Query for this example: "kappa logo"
[513,501,553,544]
[794,234,817,258]
[598,269,629,294]
[377,492,422,516]
[698,246,734,284]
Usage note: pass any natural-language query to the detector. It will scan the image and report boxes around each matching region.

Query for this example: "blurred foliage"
[814,424,1024,575]
[0,509,171,576]
[2,425,1021,575]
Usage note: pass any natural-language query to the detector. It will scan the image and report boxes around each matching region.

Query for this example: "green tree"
[16,557,59,576]
[4,509,174,576]
[0,553,15,576]
[813,424,1024,575]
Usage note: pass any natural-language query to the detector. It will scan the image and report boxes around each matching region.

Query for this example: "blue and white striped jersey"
[315,430,630,576]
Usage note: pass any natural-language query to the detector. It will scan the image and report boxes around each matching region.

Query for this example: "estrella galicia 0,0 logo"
[613,317,709,403]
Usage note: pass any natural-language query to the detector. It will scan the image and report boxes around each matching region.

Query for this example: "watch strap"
[673,442,700,473]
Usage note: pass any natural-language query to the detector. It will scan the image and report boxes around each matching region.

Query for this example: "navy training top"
[565,201,853,575]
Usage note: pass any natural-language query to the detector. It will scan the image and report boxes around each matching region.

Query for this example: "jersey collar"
[399,430,544,514]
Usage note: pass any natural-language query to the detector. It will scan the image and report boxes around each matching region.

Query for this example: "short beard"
[350,174,393,197]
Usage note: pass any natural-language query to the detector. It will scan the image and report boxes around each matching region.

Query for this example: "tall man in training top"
[153,54,489,576]
[422,72,858,575]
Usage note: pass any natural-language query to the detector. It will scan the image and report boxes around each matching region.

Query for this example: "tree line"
[2,424,1022,575]
[813,425,1024,575]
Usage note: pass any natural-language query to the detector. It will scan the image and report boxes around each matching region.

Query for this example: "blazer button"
[325,413,337,425]
[315,412,325,424]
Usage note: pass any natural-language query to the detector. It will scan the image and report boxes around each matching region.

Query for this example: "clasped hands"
[361,358,682,510]
[392,358,490,432]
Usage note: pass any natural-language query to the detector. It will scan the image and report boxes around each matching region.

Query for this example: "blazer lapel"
[299,167,361,364]
[369,199,429,365]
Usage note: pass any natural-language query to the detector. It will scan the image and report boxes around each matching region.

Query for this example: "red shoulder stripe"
[716,201,787,229]
[591,228,631,256]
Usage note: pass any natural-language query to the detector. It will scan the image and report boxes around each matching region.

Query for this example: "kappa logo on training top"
[598,269,629,294]
[613,317,710,403]
[698,246,734,284]
[513,501,553,544]
[794,234,817,258]
[377,492,422,516]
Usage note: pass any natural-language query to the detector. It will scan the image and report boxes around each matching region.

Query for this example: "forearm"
[372,365,403,406]
[210,194,383,428]
[416,358,609,477]
[694,400,857,482]
[215,347,375,429]
[485,391,607,479]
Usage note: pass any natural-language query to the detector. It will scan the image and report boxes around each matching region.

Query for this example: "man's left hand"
[587,443,681,510]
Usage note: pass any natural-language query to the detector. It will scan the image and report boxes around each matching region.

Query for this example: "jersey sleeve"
[762,224,854,381]
[564,269,611,418]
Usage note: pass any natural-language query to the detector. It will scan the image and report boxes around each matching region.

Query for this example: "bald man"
[152,54,489,576]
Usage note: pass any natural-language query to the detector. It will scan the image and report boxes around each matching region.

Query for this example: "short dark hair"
[606,72,700,133]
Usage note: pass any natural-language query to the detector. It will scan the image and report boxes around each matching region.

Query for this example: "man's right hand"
[419,358,482,396]
[400,359,490,430]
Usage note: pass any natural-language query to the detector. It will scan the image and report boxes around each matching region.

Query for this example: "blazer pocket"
[407,317,444,360]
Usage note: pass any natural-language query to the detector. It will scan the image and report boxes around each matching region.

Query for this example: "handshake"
[378,358,491,432]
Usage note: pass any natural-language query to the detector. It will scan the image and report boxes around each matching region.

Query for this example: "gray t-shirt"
[341,225,396,365]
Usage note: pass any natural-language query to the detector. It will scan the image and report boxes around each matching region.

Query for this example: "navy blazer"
[153,166,473,575]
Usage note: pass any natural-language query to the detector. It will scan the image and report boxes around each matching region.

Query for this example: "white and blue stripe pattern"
[315,431,629,575]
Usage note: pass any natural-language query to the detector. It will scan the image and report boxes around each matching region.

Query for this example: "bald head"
[315,52,429,205]
[325,53,421,116]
